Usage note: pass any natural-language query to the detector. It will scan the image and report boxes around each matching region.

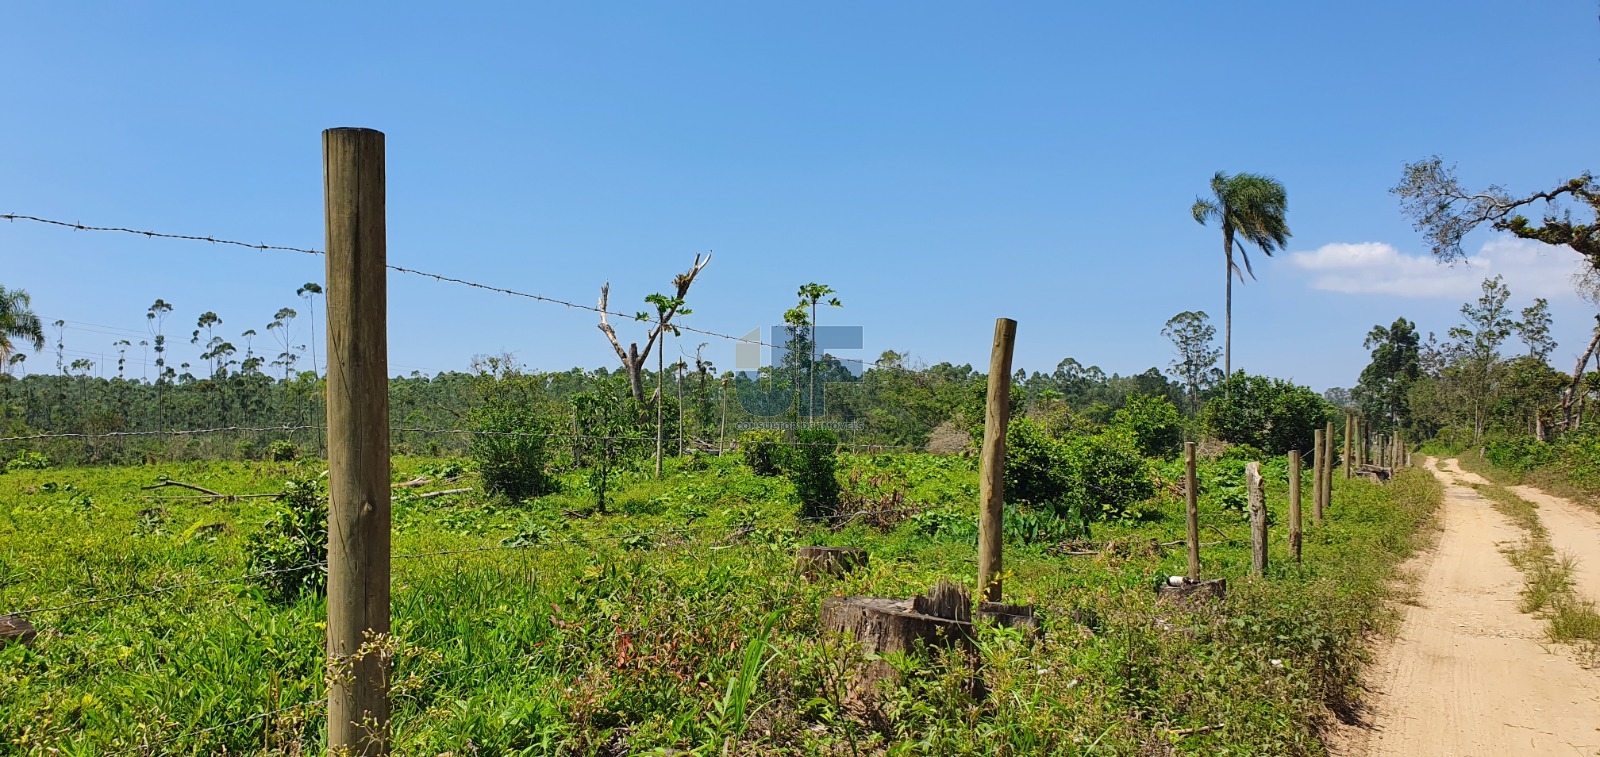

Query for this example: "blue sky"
[4,2,1597,389]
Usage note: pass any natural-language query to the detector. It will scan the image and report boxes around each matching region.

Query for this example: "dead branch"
[416,488,473,500]
[141,480,223,497]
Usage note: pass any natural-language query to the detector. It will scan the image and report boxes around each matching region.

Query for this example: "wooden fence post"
[323,127,391,756]
[1324,420,1336,513]
[1247,461,1267,577]
[1288,450,1302,563]
[977,318,1016,602]
[1185,441,1200,582]
[1312,428,1325,524]
[1343,412,1353,479]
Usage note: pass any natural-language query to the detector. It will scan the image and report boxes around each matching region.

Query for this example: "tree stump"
[796,546,867,581]
[1156,578,1228,603]
[0,614,37,647]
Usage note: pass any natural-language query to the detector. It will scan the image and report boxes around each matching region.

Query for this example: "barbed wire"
[1,213,915,368]
[0,423,925,450]
[109,699,321,757]
[8,561,325,617]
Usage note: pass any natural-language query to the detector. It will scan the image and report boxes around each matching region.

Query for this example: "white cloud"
[1285,237,1586,300]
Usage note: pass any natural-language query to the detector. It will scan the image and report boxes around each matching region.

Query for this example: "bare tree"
[596,253,711,404]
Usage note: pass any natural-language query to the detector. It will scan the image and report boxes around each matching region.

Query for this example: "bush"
[268,440,299,462]
[789,428,841,521]
[5,451,49,472]
[245,478,327,602]
[470,371,560,502]
[1004,418,1156,522]
[1111,394,1183,459]
[1485,435,1556,473]
[742,430,787,477]
[1202,372,1331,455]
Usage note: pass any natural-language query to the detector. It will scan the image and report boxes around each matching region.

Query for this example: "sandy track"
[1338,457,1600,756]
[1507,484,1600,605]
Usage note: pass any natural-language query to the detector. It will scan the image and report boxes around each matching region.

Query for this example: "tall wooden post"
[1185,441,1200,582]
[1289,450,1302,562]
[1343,412,1353,479]
[1247,461,1267,577]
[1312,429,1326,524]
[1323,420,1336,513]
[719,376,729,455]
[323,127,391,756]
[977,318,1016,602]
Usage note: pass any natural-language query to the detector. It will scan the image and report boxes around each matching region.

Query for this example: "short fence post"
[1247,461,1267,576]
[1288,450,1302,563]
[1185,441,1200,582]
[1313,428,1325,524]
[977,318,1016,602]
[323,127,391,755]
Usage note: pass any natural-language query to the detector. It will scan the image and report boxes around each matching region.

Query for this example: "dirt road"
[1338,457,1600,756]
[1507,482,1600,606]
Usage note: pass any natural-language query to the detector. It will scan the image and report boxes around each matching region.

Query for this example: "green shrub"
[470,371,560,502]
[742,430,787,477]
[572,380,648,513]
[1202,372,1331,455]
[1485,435,1556,473]
[268,440,299,462]
[244,478,327,602]
[789,428,841,521]
[1111,394,1183,459]
[5,451,49,472]
[1004,418,1155,522]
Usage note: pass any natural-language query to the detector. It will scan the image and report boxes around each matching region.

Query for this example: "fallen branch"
[416,488,472,500]
[148,492,285,501]
[393,476,432,489]
[1166,724,1224,737]
[141,480,222,497]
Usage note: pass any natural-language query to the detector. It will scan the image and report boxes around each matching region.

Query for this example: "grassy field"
[0,452,1439,755]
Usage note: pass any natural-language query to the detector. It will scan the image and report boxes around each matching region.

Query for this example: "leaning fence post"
[323,127,391,756]
[977,318,1016,602]
[1247,461,1267,577]
[1288,450,1302,563]
[1185,441,1200,582]
[1313,428,1325,524]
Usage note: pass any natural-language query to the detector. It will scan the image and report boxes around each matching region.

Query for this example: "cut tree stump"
[1357,464,1392,483]
[0,614,37,646]
[796,546,868,580]
[1155,578,1228,603]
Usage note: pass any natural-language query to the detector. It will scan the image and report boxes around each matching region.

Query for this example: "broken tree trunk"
[1248,461,1267,577]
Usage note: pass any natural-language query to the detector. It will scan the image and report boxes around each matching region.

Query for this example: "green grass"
[0,453,1440,755]
[1452,457,1600,664]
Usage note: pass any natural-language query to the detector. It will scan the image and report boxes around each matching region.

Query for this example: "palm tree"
[0,286,46,369]
[1191,171,1291,378]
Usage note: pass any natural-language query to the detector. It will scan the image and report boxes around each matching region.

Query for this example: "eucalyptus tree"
[146,299,174,383]
[52,320,65,374]
[596,253,710,404]
[1190,171,1292,378]
[297,283,322,376]
[1515,298,1556,362]
[268,307,299,380]
[795,283,842,421]
[1161,310,1222,413]
[191,311,223,377]
[239,329,261,375]
[113,340,131,378]
[0,285,45,371]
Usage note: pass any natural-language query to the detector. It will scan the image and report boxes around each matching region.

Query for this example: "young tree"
[796,283,842,421]
[596,253,710,404]
[0,286,45,370]
[113,339,130,379]
[1515,298,1556,362]
[267,307,299,380]
[297,283,323,376]
[146,299,174,383]
[641,291,691,477]
[1190,171,1292,379]
[1450,275,1514,362]
[1161,310,1222,413]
